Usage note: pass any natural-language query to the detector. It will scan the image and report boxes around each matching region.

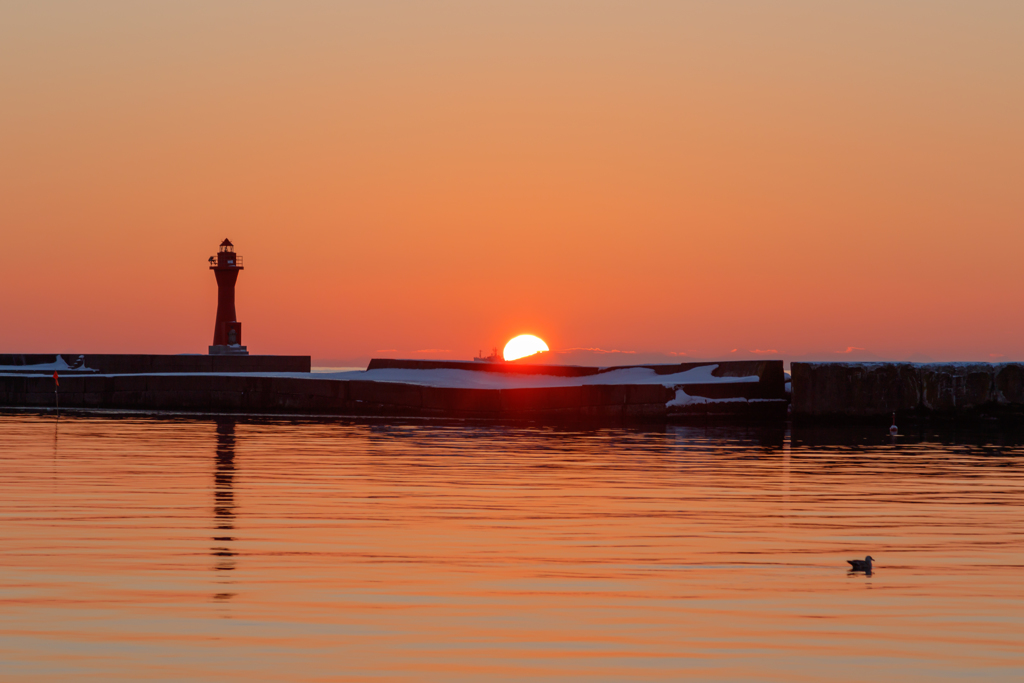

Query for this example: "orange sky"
[1,2,1022,364]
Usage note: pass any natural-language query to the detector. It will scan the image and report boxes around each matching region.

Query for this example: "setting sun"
[503,335,549,362]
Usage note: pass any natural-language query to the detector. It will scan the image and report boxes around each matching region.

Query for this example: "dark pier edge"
[0,354,310,374]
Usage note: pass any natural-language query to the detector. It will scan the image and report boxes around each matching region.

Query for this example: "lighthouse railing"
[210,255,244,268]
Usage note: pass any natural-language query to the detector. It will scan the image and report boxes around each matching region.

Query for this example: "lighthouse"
[208,239,248,355]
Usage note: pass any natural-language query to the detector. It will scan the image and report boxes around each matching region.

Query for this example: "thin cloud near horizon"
[557,348,636,355]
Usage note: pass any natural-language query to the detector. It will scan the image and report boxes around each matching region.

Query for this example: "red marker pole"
[53,371,59,414]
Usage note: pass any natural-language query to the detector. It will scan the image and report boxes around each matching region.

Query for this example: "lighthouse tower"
[208,239,248,355]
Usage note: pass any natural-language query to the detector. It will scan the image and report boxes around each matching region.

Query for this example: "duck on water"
[848,556,875,573]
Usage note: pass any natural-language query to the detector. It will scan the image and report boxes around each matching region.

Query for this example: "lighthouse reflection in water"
[1,414,1023,682]
[212,420,237,596]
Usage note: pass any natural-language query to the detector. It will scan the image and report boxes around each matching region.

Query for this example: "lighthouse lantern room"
[209,238,249,356]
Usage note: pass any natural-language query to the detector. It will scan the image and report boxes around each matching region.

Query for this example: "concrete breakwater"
[0,359,786,422]
[6,357,1023,422]
[791,362,1024,419]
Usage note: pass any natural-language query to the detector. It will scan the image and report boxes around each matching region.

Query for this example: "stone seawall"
[791,362,1024,419]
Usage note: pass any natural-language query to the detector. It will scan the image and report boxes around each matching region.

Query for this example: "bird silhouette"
[847,556,874,573]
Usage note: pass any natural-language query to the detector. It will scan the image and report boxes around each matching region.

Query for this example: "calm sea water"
[1,412,1022,682]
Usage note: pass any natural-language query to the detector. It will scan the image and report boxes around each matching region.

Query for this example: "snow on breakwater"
[311,364,759,390]
[0,355,96,373]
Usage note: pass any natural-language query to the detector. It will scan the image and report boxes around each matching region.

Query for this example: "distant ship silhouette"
[474,348,502,362]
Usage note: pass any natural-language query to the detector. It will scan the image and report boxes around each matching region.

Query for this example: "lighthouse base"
[209,345,249,356]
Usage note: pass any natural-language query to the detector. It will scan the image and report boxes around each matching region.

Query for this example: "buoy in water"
[889,412,898,436]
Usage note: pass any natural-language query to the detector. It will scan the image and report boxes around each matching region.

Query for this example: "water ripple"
[0,413,1022,681]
